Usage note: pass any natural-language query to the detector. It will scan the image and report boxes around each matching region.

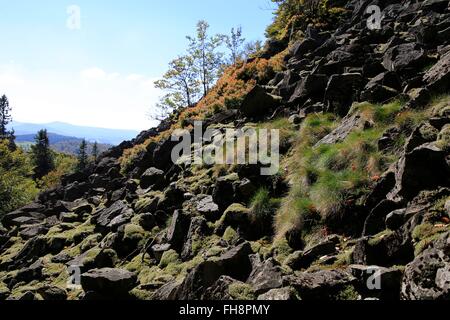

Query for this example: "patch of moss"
[123,224,147,242]
[135,193,162,214]
[412,223,450,255]
[368,230,394,247]
[44,221,95,245]
[436,124,450,152]
[228,282,255,300]
[125,254,152,273]
[130,288,154,301]
[223,227,238,243]
[0,238,24,265]
[206,246,226,258]
[272,238,293,264]
[332,248,354,268]
[0,281,10,298]
[159,250,181,269]
[138,266,174,287]
[334,285,360,300]
[216,203,251,230]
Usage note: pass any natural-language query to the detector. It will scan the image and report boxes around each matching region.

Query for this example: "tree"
[76,139,88,172]
[31,129,55,180]
[0,140,38,217]
[0,94,16,149]
[225,27,246,64]
[0,95,12,138]
[155,55,200,108]
[187,20,225,97]
[92,141,99,163]
[243,40,263,59]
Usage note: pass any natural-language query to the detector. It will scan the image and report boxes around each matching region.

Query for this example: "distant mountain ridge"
[8,121,139,145]
[14,132,111,155]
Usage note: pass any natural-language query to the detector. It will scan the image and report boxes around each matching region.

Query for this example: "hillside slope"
[1,0,449,301]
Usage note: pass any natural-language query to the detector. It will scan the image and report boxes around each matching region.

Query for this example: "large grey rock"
[289,74,328,105]
[247,257,283,295]
[196,195,220,221]
[181,216,208,260]
[151,281,180,300]
[93,201,128,230]
[388,143,450,201]
[424,51,450,92]
[285,241,337,270]
[257,287,299,300]
[177,242,253,300]
[285,269,357,300]
[401,232,450,300]
[383,43,426,72]
[240,85,281,118]
[324,73,364,116]
[166,210,191,252]
[203,276,247,300]
[81,268,137,297]
[140,167,165,190]
[349,264,403,300]
[316,111,368,145]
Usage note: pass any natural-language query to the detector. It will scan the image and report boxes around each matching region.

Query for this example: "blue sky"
[0,1,275,130]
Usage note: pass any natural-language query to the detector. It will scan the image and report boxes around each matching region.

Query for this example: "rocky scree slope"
[1,0,450,301]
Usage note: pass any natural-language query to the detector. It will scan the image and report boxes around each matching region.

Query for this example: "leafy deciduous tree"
[0,140,38,217]
[187,20,225,97]
[225,26,246,64]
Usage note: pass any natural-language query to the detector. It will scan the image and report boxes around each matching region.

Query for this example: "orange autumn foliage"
[120,51,288,172]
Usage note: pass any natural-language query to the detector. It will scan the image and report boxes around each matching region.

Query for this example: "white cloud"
[0,64,161,131]
[126,73,145,81]
[80,67,107,80]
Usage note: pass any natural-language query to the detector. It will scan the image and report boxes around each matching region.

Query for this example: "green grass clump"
[223,227,238,243]
[158,250,181,269]
[334,285,360,300]
[274,99,424,242]
[249,188,281,235]
[412,223,450,255]
[228,282,255,300]
[123,224,147,242]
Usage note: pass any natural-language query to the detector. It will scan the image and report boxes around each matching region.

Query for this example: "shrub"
[266,0,349,41]
[228,282,255,300]
[0,140,38,217]
[250,188,280,236]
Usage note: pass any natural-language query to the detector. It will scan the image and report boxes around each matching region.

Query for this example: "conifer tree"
[31,129,55,180]
[0,95,12,139]
[92,141,99,163]
[76,139,88,172]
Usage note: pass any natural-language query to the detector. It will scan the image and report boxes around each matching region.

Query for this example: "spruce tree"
[0,95,12,139]
[77,139,88,172]
[31,129,55,180]
[92,141,99,163]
